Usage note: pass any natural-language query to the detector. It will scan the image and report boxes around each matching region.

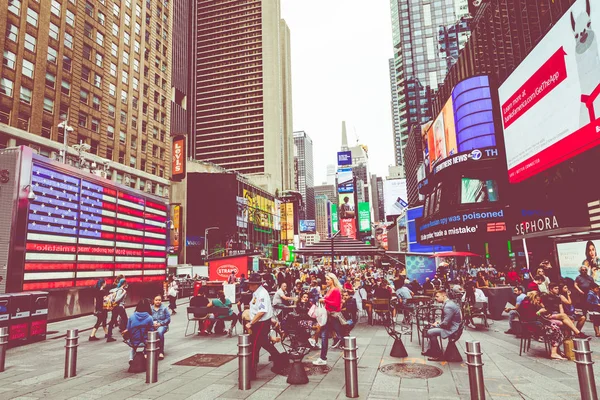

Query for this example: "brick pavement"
[0,301,593,400]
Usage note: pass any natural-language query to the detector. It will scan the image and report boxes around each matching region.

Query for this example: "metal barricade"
[146,331,159,383]
[64,329,79,378]
[343,336,359,398]
[465,340,485,400]
[573,338,598,400]
[238,334,252,390]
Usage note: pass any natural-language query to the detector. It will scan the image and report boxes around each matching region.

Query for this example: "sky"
[280,0,395,185]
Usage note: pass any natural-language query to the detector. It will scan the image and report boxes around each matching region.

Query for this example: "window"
[43,97,54,114]
[24,34,36,52]
[84,23,93,38]
[49,22,60,40]
[95,31,104,46]
[47,47,58,63]
[108,104,115,117]
[107,125,115,139]
[17,113,30,131]
[129,156,136,168]
[9,0,21,15]
[107,147,113,160]
[98,11,105,25]
[124,31,130,46]
[85,0,94,16]
[3,50,16,69]
[45,72,56,88]
[131,116,137,129]
[109,83,116,97]
[131,136,137,150]
[92,95,101,111]
[0,78,13,97]
[81,65,91,81]
[59,104,69,121]
[6,24,18,43]
[110,63,117,76]
[80,89,89,104]
[122,70,128,85]
[66,9,75,26]
[112,23,119,36]
[95,53,103,67]
[91,118,99,132]
[132,97,138,109]
[136,4,141,17]
[64,32,73,49]
[51,0,61,16]
[94,74,102,88]
[111,43,118,57]
[78,112,87,128]
[141,140,146,152]
[132,77,139,90]
[120,110,126,124]
[134,41,140,54]
[63,55,72,72]
[135,22,141,36]
[22,60,34,78]
[121,90,127,104]
[119,131,126,144]
[133,59,139,72]
[83,45,92,61]
[20,87,32,104]
[61,80,71,95]
[113,4,120,17]
[123,51,129,65]
[125,14,131,27]
[27,8,38,26]
[41,121,52,138]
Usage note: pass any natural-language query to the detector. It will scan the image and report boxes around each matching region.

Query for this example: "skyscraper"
[388,58,402,166]
[171,0,194,143]
[389,0,471,166]
[193,0,293,194]
[293,130,315,221]
[314,194,330,241]
[0,0,173,195]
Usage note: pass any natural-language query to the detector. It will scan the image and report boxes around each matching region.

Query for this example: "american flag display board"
[23,163,167,291]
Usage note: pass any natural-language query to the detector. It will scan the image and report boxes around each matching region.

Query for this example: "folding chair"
[372,298,392,326]
[185,307,209,337]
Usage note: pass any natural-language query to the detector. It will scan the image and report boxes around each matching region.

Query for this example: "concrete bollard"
[465,341,485,400]
[64,329,79,378]
[0,327,8,372]
[573,338,598,400]
[343,336,359,398]
[146,331,159,384]
[238,334,252,390]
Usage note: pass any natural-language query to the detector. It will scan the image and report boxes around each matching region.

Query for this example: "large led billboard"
[499,0,600,183]
[358,202,371,232]
[299,220,316,233]
[557,239,600,280]
[337,168,354,193]
[423,76,498,174]
[383,178,407,218]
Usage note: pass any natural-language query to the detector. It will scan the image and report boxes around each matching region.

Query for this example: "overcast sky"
[281,0,395,185]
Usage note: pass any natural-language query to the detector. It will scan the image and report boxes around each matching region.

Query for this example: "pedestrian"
[313,272,345,366]
[89,279,108,341]
[212,290,238,337]
[227,270,236,284]
[106,278,128,343]
[245,273,286,377]
[167,275,178,314]
[151,294,170,360]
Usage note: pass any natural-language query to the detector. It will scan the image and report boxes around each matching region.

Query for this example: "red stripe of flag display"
[23,162,167,290]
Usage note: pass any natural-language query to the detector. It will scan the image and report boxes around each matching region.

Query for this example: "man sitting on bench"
[423,290,462,362]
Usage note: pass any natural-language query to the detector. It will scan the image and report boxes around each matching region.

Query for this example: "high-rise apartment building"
[193,0,293,194]
[293,130,315,221]
[314,194,330,240]
[314,184,336,204]
[171,0,193,140]
[0,0,173,194]
[388,58,402,166]
[389,0,471,166]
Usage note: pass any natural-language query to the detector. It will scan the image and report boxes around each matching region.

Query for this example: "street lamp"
[204,226,219,263]
[57,120,74,164]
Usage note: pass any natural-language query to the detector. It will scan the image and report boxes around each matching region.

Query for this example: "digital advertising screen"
[418,207,507,244]
[358,202,371,232]
[557,239,600,280]
[299,220,316,233]
[330,203,339,234]
[406,255,437,284]
[23,162,167,290]
[337,151,352,166]
[428,98,458,169]
[338,193,355,220]
[280,202,294,241]
[383,178,407,218]
[337,168,354,193]
[499,0,600,183]
[339,218,357,239]
[278,244,296,262]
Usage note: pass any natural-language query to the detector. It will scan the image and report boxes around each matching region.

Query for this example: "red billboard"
[171,135,186,181]
[208,256,249,281]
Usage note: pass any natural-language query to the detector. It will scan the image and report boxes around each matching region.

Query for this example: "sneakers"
[106,337,116,342]
[504,329,514,335]
[89,336,100,341]
[331,339,342,349]
[312,358,327,366]
[576,332,590,339]
[316,341,322,349]
[308,338,316,347]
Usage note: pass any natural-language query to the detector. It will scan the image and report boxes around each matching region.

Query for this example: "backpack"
[103,291,118,310]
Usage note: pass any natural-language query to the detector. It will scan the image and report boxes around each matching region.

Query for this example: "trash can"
[29,291,49,342]
[8,293,31,344]
[193,281,203,297]
[0,294,9,330]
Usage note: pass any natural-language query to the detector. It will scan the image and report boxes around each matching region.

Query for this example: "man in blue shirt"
[504,286,525,335]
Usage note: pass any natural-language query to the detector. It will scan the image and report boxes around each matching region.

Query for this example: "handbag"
[168,284,177,298]
[563,338,575,361]
[315,305,328,326]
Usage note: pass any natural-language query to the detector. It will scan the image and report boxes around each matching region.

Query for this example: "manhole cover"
[379,363,443,379]
[277,362,331,376]
[173,354,236,367]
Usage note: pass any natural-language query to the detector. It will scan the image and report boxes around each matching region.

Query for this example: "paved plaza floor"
[0,301,591,400]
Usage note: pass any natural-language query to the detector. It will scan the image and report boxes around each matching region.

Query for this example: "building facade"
[314,184,336,204]
[193,0,292,194]
[388,58,402,166]
[0,0,173,194]
[171,0,193,142]
[389,0,471,167]
[314,194,330,241]
[293,130,315,221]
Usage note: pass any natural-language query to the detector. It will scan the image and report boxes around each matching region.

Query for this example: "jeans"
[508,310,518,331]
[320,316,345,360]
[156,326,168,353]
[129,344,145,361]
[107,306,127,338]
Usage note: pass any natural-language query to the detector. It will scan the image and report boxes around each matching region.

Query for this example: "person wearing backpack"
[106,278,128,343]
[89,279,108,341]
[124,299,154,365]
